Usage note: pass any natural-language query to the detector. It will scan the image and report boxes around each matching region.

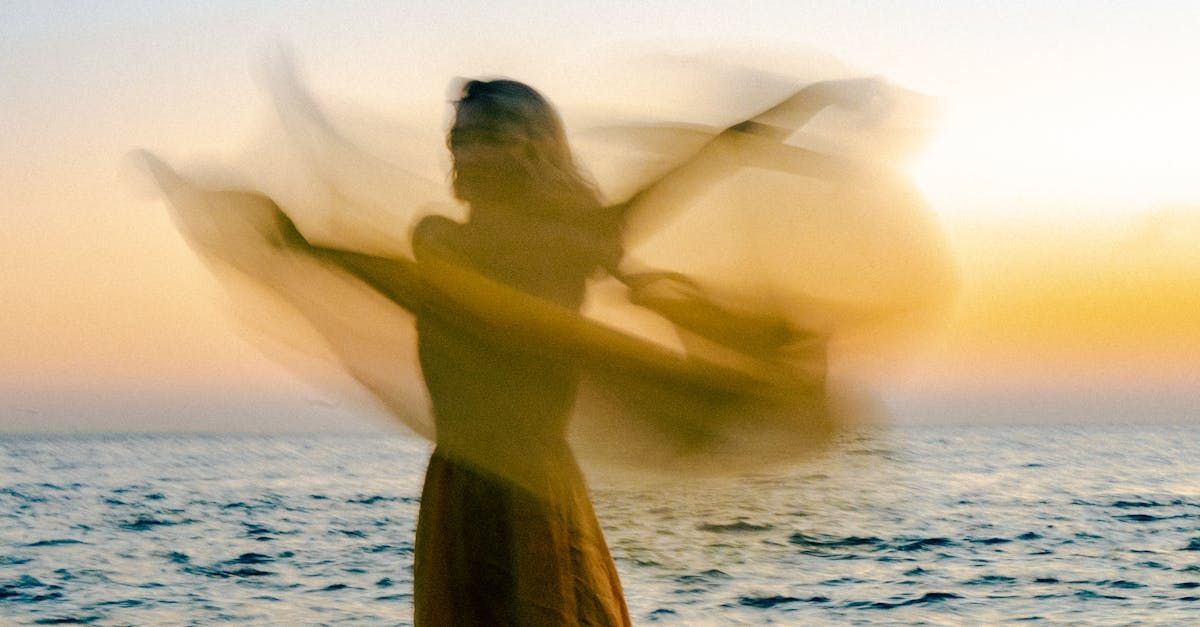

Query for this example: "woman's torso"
[413,205,608,465]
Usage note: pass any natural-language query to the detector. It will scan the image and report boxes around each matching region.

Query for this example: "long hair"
[448,79,602,216]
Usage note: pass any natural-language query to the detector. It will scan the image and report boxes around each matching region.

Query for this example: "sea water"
[2,425,1198,625]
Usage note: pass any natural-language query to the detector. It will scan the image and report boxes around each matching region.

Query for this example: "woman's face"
[451,106,521,158]
[450,106,530,202]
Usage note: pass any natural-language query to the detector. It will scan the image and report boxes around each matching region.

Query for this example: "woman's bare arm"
[270,207,429,313]
[624,272,796,353]
[613,78,885,248]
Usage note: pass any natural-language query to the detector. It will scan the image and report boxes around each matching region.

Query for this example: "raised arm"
[733,77,892,140]
[615,77,890,248]
[269,206,429,313]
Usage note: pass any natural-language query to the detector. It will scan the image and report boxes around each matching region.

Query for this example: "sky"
[2,1,1198,431]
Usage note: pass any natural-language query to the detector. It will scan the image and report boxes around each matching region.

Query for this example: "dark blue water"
[2,425,1198,624]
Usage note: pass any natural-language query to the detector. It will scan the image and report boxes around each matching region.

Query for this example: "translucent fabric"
[139,53,955,481]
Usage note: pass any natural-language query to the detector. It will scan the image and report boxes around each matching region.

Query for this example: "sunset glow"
[2,1,1197,429]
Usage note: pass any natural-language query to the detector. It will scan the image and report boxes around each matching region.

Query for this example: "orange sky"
[895,214,1200,395]
[2,2,1198,429]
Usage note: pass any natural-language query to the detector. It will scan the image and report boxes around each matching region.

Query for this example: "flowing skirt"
[414,449,630,626]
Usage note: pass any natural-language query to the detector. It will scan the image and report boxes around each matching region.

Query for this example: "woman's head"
[448,79,598,214]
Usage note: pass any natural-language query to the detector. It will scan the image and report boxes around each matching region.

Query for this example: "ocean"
[2,425,1198,625]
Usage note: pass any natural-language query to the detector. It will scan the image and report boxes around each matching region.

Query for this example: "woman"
[405,79,629,625]
[279,79,632,625]
[306,77,843,624]
[144,63,938,625]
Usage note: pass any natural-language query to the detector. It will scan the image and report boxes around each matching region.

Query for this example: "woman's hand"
[624,270,804,358]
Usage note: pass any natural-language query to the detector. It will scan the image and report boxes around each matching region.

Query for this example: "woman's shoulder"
[412,214,467,262]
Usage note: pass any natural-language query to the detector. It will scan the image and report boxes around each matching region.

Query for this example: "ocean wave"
[4,427,1200,624]
[24,539,85,547]
[843,591,962,610]
[696,521,773,533]
[738,594,830,608]
[118,515,195,531]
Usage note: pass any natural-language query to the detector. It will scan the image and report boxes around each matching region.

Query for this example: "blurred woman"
[404,79,629,625]
[143,61,941,625]
[264,78,631,625]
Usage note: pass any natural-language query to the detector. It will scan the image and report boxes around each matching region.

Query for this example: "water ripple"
[2,427,1199,624]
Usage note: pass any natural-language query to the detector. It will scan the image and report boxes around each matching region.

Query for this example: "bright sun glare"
[911,95,1200,222]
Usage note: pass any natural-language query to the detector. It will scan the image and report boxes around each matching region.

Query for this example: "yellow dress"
[410,213,631,626]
